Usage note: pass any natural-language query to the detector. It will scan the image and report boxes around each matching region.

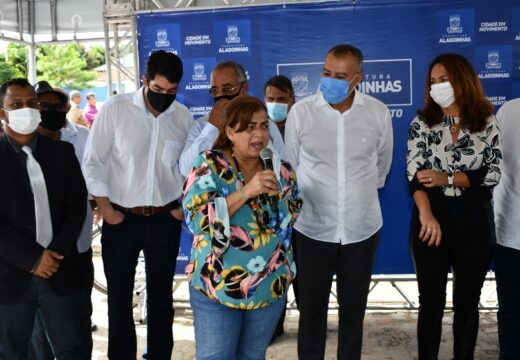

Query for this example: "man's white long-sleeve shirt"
[285,90,393,245]
[61,120,93,253]
[494,98,520,251]
[179,114,286,177]
[82,87,194,207]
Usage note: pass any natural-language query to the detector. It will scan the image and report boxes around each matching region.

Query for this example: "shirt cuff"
[32,253,43,272]
[377,176,387,189]
[86,180,110,198]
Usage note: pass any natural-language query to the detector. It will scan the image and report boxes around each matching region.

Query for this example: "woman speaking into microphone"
[182,95,302,360]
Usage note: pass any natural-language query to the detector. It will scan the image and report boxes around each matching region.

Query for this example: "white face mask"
[430,82,455,108]
[2,107,41,135]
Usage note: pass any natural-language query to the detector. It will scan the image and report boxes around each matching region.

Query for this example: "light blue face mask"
[319,76,352,105]
[266,102,289,122]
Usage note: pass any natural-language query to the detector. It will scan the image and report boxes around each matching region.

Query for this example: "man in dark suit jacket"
[0,78,87,359]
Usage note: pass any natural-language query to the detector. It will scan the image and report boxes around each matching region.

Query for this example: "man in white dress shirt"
[82,50,194,359]
[285,44,393,360]
[179,61,285,176]
[494,98,520,359]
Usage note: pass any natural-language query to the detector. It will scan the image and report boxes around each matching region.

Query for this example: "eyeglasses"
[39,102,67,112]
[3,101,40,110]
[208,82,244,97]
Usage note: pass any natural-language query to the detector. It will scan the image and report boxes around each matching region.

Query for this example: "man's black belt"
[111,200,179,217]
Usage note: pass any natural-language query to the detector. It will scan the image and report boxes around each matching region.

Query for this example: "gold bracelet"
[238,187,247,202]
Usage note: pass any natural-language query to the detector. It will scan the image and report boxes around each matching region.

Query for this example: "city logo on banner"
[226,25,241,44]
[150,24,181,55]
[184,57,216,92]
[192,63,208,81]
[437,9,474,44]
[291,73,310,98]
[155,29,170,47]
[216,20,251,54]
[447,15,463,34]
[476,46,512,80]
[486,51,502,70]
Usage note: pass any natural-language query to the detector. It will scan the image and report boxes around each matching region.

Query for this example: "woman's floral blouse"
[407,115,502,197]
[182,150,303,309]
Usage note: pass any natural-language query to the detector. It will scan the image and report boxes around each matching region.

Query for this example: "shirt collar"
[133,86,178,116]
[7,133,38,154]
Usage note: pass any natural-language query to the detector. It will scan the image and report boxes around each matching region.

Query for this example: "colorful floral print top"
[182,150,302,309]
[407,115,502,197]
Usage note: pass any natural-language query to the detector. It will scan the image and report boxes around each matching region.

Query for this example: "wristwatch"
[447,174,454,186]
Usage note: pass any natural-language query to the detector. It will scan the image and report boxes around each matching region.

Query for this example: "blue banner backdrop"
[137,0,520,275]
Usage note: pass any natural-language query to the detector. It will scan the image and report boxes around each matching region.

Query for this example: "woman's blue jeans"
[189,286,286,360]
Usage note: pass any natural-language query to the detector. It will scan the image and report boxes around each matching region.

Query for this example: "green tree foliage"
[0,60,22,84]
[80,45,106,70]
[7,43,28,76]
[36,44,96,89]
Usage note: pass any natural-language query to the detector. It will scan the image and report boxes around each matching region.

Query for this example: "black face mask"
[40,110,67,131]
[147,88,176,113]
[213,92,241,104]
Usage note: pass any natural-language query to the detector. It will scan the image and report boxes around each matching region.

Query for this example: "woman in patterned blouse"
[406,53,501,360]
[182,95,302,360]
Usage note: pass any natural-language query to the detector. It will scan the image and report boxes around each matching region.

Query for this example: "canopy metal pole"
[27,44,36,84]
[114,24,122,94]
[27,0,36,84]
[103,17,113,97]
[131,15,140,90]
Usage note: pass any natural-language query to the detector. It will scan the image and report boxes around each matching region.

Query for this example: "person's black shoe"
[90,323,98,332]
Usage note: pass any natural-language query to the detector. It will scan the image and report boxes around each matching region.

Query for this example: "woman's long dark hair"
[212,96,267,150]
[418,53,493,133]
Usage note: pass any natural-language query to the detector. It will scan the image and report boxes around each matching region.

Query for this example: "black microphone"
[260,148,275,183]
[259,148,279,215]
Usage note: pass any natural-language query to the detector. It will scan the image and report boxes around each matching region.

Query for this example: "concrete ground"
[91,287,499,359]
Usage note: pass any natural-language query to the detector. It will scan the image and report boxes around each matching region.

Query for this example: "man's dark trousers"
[102,211,181,360]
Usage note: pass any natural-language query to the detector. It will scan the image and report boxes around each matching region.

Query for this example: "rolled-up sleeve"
[377,109,393,188]
[284,108,301,171]
[82,102,114,197]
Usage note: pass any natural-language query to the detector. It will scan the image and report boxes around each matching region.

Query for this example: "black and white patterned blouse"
[407,115,502,197]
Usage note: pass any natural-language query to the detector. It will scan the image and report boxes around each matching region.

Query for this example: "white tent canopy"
[0,0,314,91]
[0,0,106,44]
[0,0,136,91]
